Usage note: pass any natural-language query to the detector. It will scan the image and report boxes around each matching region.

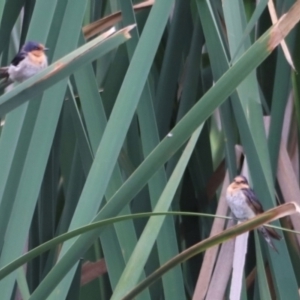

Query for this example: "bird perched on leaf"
[226,175,281,252]
[0,41,48,84]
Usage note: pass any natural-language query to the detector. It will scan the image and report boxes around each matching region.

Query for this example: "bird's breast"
[226,190,256,220]
[28,52,48,66]
[8,55,48,82]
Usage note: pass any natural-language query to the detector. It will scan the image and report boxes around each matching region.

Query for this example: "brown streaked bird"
[226,175,281,252]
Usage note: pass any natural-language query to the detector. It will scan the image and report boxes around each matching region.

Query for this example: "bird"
[226,175,281,252]
[0,41,48,84]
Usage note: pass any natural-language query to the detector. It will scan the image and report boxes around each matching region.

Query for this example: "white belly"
[226,190,256,220]
[8,57,48,82]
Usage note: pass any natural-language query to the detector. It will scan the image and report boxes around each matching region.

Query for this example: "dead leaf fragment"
[81,259,107,286]
[269,1,300,51]
[83,0,154,39]
[268,0,295,70]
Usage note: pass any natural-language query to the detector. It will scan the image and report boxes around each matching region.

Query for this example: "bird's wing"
[0,67,9,80]
[241,188,264,214]
[10,51,27,66]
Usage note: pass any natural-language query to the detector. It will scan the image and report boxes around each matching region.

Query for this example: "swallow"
[0,41,48,84]
[226,175,281,252]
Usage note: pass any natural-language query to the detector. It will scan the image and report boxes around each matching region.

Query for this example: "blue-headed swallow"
[0,41,48,83]
[226,175,281,252]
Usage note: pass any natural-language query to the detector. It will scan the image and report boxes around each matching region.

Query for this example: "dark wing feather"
[10,51,27,66]
[241,187,282,246]
[0,67,9,80]
[241,188,264,214]
[265,226,282,240]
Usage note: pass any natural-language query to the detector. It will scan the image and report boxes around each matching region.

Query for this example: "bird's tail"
[0,67,9,80]
[258,226,282,253]
[0,67,13,90]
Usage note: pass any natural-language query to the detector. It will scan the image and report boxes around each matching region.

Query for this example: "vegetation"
[0,0,299,299]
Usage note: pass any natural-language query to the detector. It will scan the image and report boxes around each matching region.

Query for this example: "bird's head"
[227,175,249,192]
[233,175,248,185]
[22,41,48,56]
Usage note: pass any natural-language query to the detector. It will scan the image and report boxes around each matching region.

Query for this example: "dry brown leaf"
[230,232,249,300]
[265,202,300,221]
[282,93,294,146]
[277,142,300,247]
[268,0,295,70]
[287,114,299,178]
[205,222,235,300]
[83,0,154,39]
[193,173,229,300]
[80,259,107,286]
[268,0,300,51]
